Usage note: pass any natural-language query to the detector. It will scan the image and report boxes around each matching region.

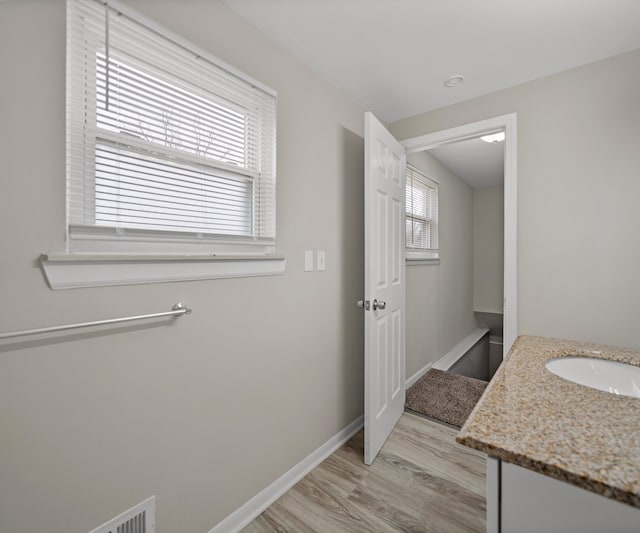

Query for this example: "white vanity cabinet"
[487,457,640,533]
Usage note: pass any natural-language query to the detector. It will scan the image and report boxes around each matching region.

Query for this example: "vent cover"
[88,496,156,533]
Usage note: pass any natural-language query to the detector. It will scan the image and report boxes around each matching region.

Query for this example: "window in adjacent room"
[405,164,439,261]
[66,0,277,256]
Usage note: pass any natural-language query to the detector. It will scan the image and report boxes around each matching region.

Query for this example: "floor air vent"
[89,496,156,533]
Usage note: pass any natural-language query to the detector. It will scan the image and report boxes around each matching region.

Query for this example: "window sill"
[406,249,439,265]
[40,254,286,290]
[406,258,440,266]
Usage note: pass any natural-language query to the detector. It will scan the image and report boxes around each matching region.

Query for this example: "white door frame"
[401,113,517,357]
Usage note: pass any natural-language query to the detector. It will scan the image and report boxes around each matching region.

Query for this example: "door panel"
[364,112,406,465]
[392,309,402,399]
[376,316,388,418]
[376,191,388,288]
[391,197,401,285]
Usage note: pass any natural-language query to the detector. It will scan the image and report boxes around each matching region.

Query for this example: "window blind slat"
[95,164,253,202]
[95,57,250,166]
[95,141,252,186]
[94,144,252,233]
[95,59,250,132]
[107,24,270,108]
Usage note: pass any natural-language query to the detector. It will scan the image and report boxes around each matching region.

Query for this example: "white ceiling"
[428,136,504,189]
[223,0,640,123]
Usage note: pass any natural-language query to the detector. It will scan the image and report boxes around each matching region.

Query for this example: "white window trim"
[48,0,285,288]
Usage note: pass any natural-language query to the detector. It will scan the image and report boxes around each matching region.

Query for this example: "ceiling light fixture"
[480,132,505,143]
[444,75,464,88]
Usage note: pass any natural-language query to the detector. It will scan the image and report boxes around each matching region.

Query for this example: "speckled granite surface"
[457,335,640,508]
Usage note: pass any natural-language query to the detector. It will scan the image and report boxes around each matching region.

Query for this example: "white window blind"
[66,0,276,255]
[406,164,439,257]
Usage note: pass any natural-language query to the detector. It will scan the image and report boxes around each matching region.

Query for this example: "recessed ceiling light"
[480,132,505,143]
[444,75,464,88]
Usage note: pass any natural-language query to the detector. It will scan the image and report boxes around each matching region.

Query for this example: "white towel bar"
[0,302,191,340]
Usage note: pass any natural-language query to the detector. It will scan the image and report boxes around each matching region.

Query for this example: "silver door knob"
[372,299,386,310]
[357,300,371,310]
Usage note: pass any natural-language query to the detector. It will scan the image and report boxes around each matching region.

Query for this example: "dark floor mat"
[405,368,488,428]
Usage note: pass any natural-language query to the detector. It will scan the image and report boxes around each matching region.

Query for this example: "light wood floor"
[243,412,486,532]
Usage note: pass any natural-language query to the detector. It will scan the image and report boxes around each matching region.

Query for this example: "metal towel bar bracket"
[0,302,191,340]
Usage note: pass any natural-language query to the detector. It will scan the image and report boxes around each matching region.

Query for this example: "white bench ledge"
[40,254,286,289]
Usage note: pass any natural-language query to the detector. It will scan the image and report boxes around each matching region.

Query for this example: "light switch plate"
[304,250,314,271]
[317,250,326,271]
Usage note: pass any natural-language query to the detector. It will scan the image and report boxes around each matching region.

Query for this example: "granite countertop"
[457,335,640,508]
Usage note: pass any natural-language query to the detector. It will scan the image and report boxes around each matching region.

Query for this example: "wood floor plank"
[367,447,485,515]
[242,413,486,532]
[386,419,485,497]
[250,473,399,533]
[348,463,482,533]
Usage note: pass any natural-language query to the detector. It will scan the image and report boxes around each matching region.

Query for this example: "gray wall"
[392,49,640,349]
[473,186,504,314]
[405,151,477,380]
[449,334,490,381]
[0,1,365,532]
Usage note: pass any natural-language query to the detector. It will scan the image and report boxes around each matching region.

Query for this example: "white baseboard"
[432,327,489,371]
[208,415,364,533]
[406,327,489,389]
[405,361,434,389]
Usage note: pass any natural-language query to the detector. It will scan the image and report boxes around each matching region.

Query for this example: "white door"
[363,112,406,465]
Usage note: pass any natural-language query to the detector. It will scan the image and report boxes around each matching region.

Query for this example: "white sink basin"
[545,356,640,398]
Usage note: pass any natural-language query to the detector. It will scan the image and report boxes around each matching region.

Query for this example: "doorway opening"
[402,113,517,360]
[403,121,512,427]
[400,115,516,429]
